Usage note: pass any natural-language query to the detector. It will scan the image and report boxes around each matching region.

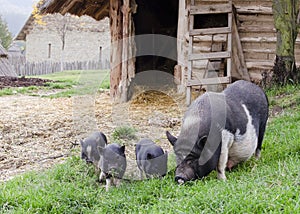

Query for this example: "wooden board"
[190,4,232,15]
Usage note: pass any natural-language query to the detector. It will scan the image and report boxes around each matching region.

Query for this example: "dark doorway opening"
[133,0,179,76]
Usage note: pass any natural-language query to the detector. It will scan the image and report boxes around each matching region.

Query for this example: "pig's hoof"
[255,150,261,159]
[217,174,227,181]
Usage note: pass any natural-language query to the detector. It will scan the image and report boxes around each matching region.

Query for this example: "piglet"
[98,143,127,191]
[80,131,107,170]
[135,139,168,179]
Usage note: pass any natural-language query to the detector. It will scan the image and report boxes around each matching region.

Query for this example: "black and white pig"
[80,131,107,169]
[98,143,127,191]
[135,139,168,179]
[166,80,269,184]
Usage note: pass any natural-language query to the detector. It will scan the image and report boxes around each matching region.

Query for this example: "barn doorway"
[133,0,179,79]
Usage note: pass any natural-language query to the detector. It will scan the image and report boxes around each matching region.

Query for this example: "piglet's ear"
[100,132,108,144]
[120,145,125,153]
[166,131,177,146]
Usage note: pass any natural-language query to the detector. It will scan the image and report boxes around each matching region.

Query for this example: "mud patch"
[0,76,52,89]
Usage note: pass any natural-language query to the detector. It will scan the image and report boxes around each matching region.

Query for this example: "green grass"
[0,70,110,98]
[39,70,110,98]
[0,86,40,96]
[0,86,299,213]
[266,84,300,110]
[112,126,138,143]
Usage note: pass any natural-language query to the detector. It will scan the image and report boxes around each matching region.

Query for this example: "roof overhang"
[39,0,110,21]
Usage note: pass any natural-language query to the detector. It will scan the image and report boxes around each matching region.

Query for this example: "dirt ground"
[0,83,185,181]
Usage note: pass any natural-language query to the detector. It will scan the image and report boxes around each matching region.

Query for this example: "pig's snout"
[175,176,186,185]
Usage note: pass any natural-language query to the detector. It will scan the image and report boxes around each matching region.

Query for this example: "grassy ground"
[0,82,299,213]
[0,70,110,97]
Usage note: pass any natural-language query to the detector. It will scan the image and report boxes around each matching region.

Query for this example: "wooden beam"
[190,4,232,15]
[94,1,110,20]
[109,0,123,102]
[120,0,130,102]
[238,26,276,33]
[187,77,231,86]
[189,51,231,60]
[235,6,273,15]
[226,12,232,79]
[127,0,136,81]
[187,1,194,105]
[232,11,250,81]
[190,27,231,36]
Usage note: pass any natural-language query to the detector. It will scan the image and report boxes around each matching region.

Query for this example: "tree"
[54,14,71,71]
[273,0,300,84]
[0,15,12,49]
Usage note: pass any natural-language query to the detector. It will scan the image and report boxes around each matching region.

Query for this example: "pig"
[135,139,168,179]
[80,131,107,169]
[98,143,127,191]
[166,80,269,184]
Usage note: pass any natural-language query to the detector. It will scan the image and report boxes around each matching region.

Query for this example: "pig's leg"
[99,171,105,182]
[218,130,234,180]
[114,178,122,187]
[94,160,100,173]
[105,178,112,192]
[139,169,143,180]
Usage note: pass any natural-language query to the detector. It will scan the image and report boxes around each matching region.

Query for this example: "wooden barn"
[0,44,17,77]
[40,0,300,103]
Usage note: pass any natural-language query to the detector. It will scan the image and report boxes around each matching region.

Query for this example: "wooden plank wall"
[182,0,300,83]
[234,0,300,81]
[189,0,231,84]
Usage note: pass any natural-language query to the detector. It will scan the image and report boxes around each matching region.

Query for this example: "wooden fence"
[10,60,110,76]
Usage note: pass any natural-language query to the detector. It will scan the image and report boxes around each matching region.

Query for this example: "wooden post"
[128,0,137,81]
[231,9,250,81]
[110,0,123,101]
[119,0,137,102]
[120,0,131,102]
[187,0,194,105]
[177,0,189,93]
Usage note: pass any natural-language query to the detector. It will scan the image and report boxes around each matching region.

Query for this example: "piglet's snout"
[175,176,186,185]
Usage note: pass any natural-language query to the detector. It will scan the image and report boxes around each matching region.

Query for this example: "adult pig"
[98,143,127,191]
[80,131,107,168]
[135,139,168,179]
[166,80,268,184]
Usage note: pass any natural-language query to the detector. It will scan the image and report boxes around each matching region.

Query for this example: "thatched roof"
[0,44,17,77]
[39,0,110,21]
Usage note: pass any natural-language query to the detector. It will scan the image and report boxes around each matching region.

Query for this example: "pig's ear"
[196,136,207,148]
[80,140,83,146]
[97,146,105,155]
[100,132,108,144]
[166,131,177,146]
[120,145,125,153]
